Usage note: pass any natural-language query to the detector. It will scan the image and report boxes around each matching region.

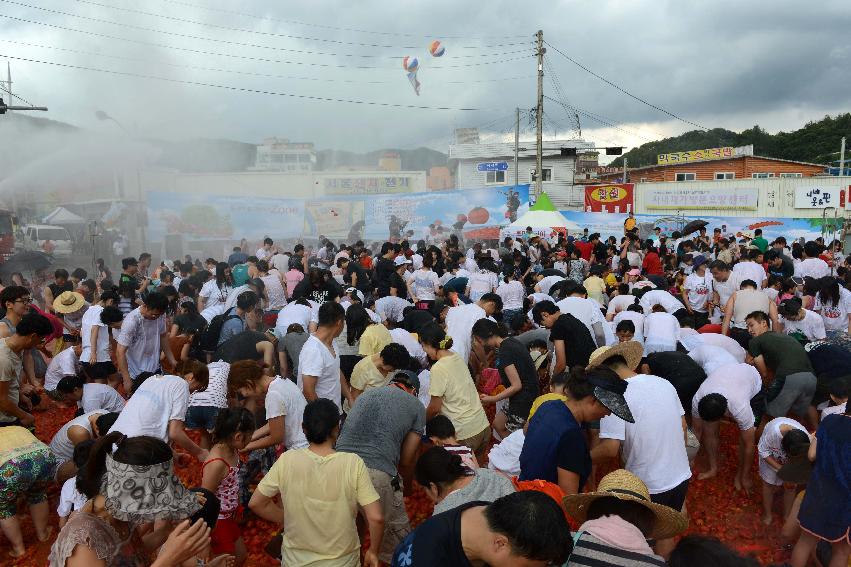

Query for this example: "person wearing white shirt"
[44,344,82,392]
[757,417,809,525]
[794,241,830,280]
[389,327,428,367]
[274,299,315,338]
[496,274,526,328]
[731,250,767,288]
[812,278,851,336]
[55,377,124,414]
[534,275,564,296]
[374,295,413,324]
[591,345,691,554]
[681,256,712,328]
[778,298,827,341]
[687,344,737,376]
[50,410,116,484]
[691,363,762,490]
[638,289,685,315]
[297,302,345,411]
[255,237,274,261]
[445,294,502,365]
[115,293,175,393]
[680,332,747,362]
[643,308,681,354]
[108,364,209,462]
[407,258,440,305]
[613,310,645,345]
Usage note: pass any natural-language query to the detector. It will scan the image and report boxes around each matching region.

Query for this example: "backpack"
[197,308,240,352]
[231,264,250,287]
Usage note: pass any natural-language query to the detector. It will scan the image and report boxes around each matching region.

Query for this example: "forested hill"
[610,113,851,167]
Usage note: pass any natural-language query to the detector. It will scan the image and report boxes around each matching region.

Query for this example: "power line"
[543,95,657,142]
[156,0,530,41]
[544,40,709,131]
[0,80,35,106]
[543,57,580,134]
[1,53,493,111]
[0,39,536,86]
[0,14,531,71]
[0,0,532,61]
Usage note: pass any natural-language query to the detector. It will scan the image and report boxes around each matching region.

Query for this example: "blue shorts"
[185,406,221,431]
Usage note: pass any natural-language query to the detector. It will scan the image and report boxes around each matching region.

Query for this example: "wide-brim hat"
[53,291,86,314]
[587,341,644,371]
[563,469,689,540]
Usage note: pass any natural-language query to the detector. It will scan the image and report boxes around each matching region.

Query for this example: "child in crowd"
[426,415,478,472]
[57,440,94,528]
[758,417,811,525]
[201,407,256,566]
[615,320,635,342]
[820,377,848,420]
[186,361,231,450]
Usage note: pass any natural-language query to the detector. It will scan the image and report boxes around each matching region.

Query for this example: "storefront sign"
[657,145,753,165]
[645,187,758,210]
[477,162,509,172]
[323,176,414,195]
[584,183,634,213]
[794,185,844,208]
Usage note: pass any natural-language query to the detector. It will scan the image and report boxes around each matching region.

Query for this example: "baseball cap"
[692,255,707,269]
[345,287,365,304]
[588,372,634,423]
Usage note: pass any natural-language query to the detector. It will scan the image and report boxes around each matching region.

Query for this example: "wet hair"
[79,433,172,499]
[227,360,264,397]
[616,320,635,334]
[319,301,345,328]
[418,323,453,350]
[236,290,259,311]
[829,377,850,400]
[745,310,770,325]
[188,487,220,530]
[0,285,30,308]
[211,407,256,446]
[781,429,811,458]
[531,300,559,325]
[345,304,371,345]
[379,342,411,370]
[803,241,821,258]
[471,318,508,340]
[425,415,456,440]
[56,375,85,394]
[302,398,340,444]
[586,495,656,537]
[709,260,729,272]
[95,412,120,436]
[215,262,231,288]
[415,446,467,489]
[99,290,121,304]
[100,305,124,327]
[72,439,95,469]
[668,535,761,567]
[739,279,757,290]
[121,258,137,270]
[174,359,209,390]
[483,492,572,564]
[697,393,728,422]
[16,312,53,338]
[479,292,503,311]
[286,323,305,334]
[143,291,169,312]
[818,277,841,307]
[55,269,70,280]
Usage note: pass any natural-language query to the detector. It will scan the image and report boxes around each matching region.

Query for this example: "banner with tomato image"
[584,183,634,213]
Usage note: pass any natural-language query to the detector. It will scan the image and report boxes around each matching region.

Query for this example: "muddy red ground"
[2,402,791,566]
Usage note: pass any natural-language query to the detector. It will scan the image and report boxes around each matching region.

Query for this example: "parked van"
[22,224,73,257]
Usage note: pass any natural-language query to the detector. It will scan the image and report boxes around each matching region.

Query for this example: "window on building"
[779,173,802,178]
[714,172,735,180]
[751,172,775,179]
[529,168,553,182]
[675,172,696,181]
[486,170,506,184]
[640,177,648,182]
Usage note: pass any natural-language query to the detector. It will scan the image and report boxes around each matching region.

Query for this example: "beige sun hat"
[587,341,644,371]
[53,291,86,314]
[563,469,689,540]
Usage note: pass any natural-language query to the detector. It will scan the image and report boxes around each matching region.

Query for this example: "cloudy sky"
[2,0,850,156]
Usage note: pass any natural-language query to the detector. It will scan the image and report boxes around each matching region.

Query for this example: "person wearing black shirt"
[291,268,342,304]
[390,492,571,567]
[338,256,371,294]
[642,351,707,413]
[532,300,596,374]
[390,257,411,298]
[765,250,794,279]
[472,320,539,437]
[374,242,398,297]
[214,330,276,368]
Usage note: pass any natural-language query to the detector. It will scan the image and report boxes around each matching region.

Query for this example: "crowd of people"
[0,222,849,566]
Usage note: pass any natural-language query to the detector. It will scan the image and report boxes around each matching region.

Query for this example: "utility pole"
[514,107,520,190]
[840,137,846,177]
[535,29,545,198]
[623,158,628,184]
[5,62,10,114]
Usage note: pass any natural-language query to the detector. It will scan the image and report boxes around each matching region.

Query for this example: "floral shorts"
[0,447,58,518]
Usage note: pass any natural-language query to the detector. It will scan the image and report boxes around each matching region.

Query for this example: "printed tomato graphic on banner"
[467,206,490,225]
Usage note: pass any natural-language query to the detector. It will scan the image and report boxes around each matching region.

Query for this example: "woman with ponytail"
[49,432,210,567]
[419,324,490,458]
[415,446,514,515]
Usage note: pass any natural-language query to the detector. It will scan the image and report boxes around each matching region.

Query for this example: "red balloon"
[467,206,490,225]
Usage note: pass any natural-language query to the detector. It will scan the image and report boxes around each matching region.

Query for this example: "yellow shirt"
[358,324,392,356]
[257,448,379,566]
[528,393,569,421]
[0,426,45,467]
[584,275,607,304]
[349,355,387,392]
[605,273,619,288]
[428,353,489,441]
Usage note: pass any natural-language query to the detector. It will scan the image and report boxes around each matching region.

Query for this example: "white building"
[250,137,316,172]
[449,139,596,208]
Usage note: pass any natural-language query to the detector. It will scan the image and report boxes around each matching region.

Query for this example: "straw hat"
[563,469,688,540]
[587,341,643,371]
[53,291,86,314]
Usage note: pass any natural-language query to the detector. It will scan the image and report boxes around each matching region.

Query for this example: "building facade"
[250,137,316,172]
[449,139,596,208]
[598,155,826,184]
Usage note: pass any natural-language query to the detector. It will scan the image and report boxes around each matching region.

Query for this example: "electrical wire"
[543,57,580,134]
[543,95,656,142]
[0,39,536,86]
[156,0,530,41]
[0,0,532,62]
[71,0,531,49]
[0,14,531,71]
[544,40,709,131]
[0,52,493,111]
[0,81,35,106]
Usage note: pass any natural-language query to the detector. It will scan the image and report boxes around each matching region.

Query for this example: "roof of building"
[449,139,595,160]
[600,154,828,176]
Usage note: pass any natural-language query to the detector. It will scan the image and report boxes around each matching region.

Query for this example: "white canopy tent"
[42,207,87,225]
[502,193,581,239]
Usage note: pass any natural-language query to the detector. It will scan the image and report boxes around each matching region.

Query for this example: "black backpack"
[197,308,240,352]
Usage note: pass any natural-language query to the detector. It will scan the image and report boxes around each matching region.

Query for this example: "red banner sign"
[584,183,634,213]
